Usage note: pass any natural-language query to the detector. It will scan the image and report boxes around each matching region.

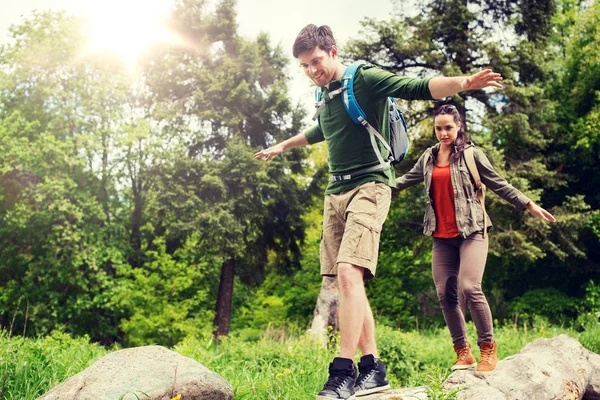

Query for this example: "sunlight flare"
[81,0,180,68]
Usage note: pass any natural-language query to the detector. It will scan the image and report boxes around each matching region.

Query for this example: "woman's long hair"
[432,104,469,163]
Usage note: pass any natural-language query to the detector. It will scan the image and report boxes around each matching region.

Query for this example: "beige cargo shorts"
[320,181,392,280]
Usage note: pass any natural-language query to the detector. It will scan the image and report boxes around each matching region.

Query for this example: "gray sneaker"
[354,355,390,397]
[316,357,357,400]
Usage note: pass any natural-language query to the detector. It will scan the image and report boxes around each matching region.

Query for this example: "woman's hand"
[526,201,556,222]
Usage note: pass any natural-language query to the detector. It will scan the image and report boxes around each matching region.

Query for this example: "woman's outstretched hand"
[526,201,556,223]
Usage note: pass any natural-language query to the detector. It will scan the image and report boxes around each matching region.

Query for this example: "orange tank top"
[431,165,460,238]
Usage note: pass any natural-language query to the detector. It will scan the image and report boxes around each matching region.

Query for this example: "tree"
[0,11,130,341]
[137,0,311,339]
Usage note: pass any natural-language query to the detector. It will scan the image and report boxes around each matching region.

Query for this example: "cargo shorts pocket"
[348,214,381,261]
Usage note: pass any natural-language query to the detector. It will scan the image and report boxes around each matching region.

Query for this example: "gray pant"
[432,231,494,345]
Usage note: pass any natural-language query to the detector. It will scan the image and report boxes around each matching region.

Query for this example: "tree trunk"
[309,276,339,345]
[214,257,236,341]
[130,182,143,267]
[100,132,111,226]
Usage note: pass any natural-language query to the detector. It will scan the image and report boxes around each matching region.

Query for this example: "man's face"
[297,46,338,87]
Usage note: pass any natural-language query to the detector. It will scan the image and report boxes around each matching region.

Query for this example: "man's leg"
[352,294,390,396]
[358,299,377,357]
[317,194,358,400]
[337,262,367,359]
[316,266,359,400]
[317,183,391,399]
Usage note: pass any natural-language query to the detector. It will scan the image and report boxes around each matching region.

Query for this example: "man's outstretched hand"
[254,143,285,162]
[461,69,504,91]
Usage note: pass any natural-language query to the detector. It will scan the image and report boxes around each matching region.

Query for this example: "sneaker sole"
[451,363,477,371]
[475,369,495,377]
[355,384,391,397]
[316,396,356,400]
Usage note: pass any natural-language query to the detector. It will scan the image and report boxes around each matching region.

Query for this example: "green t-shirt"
[304,65,433,195]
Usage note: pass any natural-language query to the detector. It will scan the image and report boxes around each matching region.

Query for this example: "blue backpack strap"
[341,62,367,125]
[315,87,323,131]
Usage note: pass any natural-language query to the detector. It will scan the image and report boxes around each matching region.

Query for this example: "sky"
[0,0,400,115]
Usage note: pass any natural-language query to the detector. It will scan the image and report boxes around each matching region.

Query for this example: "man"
[254,24,503,400]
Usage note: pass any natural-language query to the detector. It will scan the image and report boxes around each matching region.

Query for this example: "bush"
[508,288,580,325]
[583,280,600,313]
[577,312,600,353]
[0,330,107,400]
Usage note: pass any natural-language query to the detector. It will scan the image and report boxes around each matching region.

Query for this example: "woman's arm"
[474,148,555,222]
[396,151,429,191]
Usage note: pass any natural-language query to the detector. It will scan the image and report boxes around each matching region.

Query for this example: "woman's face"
[434,114,461,147]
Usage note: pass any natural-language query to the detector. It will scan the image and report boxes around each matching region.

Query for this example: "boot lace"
[323,372,352,392]
[480,348,493,365]
[456,347,469,361]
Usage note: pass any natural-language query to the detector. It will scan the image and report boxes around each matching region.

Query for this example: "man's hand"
[460,69,503,91]
[254,143,285,162]
[526,201,556,223]
[429,69,504,99]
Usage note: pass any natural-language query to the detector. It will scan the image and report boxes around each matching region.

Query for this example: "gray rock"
[445,335,598,400]
[586,350,600,399]
[363,335,600,400]
[357,386,428,399]
[37,345,233,400]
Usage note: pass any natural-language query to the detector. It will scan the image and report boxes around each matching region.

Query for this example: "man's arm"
[253,132,310,162]
[429,69,503,99]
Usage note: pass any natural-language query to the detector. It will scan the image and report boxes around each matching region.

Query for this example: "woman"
[396,104,555,375]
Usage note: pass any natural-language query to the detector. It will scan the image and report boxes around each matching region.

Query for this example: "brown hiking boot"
[451,342,477,370]
[476,341,498,376]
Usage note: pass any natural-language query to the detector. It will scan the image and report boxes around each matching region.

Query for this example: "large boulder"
[584,350,600,400]
[359,335,600,400]
[37,345,233,400]
[445,335,600,400]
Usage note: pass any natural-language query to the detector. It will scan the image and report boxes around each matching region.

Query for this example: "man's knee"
[337,263,364,294]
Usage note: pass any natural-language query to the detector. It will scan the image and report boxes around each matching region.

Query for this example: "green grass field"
[0,319,598,400]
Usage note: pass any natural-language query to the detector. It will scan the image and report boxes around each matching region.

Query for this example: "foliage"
[0,330,108,400]
[0,0,599,350]
[1,323,591,400]
[508,288,581,325]
[113,234,218,347]
[0,1,310,343]
[0,12,129,341]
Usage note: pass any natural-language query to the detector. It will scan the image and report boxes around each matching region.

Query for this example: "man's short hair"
[292,24,336,58]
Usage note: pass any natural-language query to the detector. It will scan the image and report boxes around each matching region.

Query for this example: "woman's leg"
[457,231,493,344]
[432,237,467,345]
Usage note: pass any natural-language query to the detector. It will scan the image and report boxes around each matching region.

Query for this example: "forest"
[0,0,598,362]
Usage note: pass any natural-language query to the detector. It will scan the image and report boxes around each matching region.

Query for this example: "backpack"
[463,146,489,237]
[312,62,410,181]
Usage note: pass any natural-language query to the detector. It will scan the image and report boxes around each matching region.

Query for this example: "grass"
[0,330,108,400]
[1,318,598,400]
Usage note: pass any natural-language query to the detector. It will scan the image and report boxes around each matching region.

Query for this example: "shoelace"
[457,348,469,360]
[355,369,374,386]
[323,373,352,392]
[480,348,494,364]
